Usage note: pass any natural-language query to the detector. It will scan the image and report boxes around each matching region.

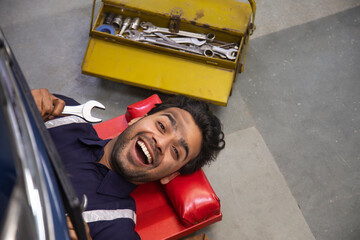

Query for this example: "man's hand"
[66,216,92,240]
[31,88,65,121]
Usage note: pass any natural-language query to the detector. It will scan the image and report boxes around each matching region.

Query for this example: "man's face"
[110,107,202,184]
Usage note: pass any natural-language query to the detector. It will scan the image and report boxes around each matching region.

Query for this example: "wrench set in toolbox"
[95,12,239,61]
[82,0,256,105]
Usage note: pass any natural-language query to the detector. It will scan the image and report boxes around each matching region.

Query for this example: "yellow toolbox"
[82,0,256,106]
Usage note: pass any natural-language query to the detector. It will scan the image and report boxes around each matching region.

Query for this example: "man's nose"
[153,135,172,154]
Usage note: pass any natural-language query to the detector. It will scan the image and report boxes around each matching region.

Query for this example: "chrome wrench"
[153,32,177,44]
[140,22,216,41]
[212,45,238,60]
[201,44,238,60]
[62,100,105,123]
[125,30,204,55]
[157,37,207,46]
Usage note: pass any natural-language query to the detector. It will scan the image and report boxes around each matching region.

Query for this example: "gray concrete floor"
[1,0,360,239]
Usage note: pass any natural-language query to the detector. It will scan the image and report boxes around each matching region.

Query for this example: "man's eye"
[158,122,165,131]
[172,146,179,159]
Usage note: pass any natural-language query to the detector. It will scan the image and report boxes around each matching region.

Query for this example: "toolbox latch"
[169,8,183,33]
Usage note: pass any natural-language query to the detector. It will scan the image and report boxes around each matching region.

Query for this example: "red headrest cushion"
[125,94,162,122]
[163,169,221,227]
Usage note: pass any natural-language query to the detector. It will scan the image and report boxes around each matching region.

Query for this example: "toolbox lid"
[82,37,235,105]
[102,0,253,34]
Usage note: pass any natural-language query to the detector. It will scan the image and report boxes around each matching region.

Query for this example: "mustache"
[136,132,159,164]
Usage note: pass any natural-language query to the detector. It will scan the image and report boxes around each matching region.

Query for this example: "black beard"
[109,120,159,183]
[110,125,132,177]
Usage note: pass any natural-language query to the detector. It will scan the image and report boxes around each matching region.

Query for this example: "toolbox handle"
[248,0,256,35]
[89,0,256,35]
[90,0,96,35]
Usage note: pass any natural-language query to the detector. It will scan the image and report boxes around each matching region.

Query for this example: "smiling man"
[103,107,203,185]
[31,88,225,240]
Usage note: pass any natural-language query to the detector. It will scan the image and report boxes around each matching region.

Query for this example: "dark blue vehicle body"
[0,28,86,240]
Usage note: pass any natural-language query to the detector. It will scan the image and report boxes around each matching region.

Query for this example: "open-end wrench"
[156,37,207,46]
[201,44,238,60]
[153,32,177,44]
[124,29,154,41]
[140,22,216,41]
[125,30,204,55]
[62,100,105,123]
[212,45,238,60]
[122,30,171,38]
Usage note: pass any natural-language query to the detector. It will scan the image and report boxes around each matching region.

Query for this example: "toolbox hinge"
[248,0,256,35]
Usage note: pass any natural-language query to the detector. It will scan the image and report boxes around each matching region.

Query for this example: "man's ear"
[128,116,144,126]
[160,171,180,185]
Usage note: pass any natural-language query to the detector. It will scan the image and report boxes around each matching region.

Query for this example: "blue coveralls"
[48,95,141,240]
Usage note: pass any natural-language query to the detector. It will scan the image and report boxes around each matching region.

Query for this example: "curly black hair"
[147,95,225,174]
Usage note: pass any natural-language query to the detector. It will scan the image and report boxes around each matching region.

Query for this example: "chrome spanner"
[156,37,207,46]
[153,32,177,44]
[124,30,171,38]
[125,30,204,55]
[201,44,238,60]
[212,45,238,60]
[140,22,216,41]
[124,29,153,40]
[62,100,105,123]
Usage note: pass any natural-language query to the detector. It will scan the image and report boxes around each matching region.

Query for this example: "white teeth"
[137,140,152,164]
